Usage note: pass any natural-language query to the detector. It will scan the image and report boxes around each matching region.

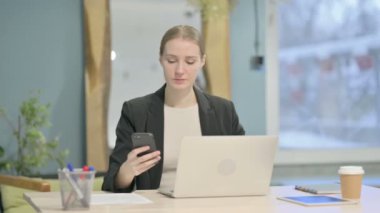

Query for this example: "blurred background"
[0,0,379,186]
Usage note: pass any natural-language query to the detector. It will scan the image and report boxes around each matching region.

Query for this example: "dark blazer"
[102,85,245,192]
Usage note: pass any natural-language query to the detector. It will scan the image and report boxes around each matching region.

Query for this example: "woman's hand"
[123,146,161,176]
[116,146,161,188]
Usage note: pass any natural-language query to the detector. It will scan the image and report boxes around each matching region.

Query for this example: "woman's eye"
[186,61,195,65]
[167,60,176,64]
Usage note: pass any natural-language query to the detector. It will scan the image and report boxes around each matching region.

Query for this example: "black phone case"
[131,133,157,156]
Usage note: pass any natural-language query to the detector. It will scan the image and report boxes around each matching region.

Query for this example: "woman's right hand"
[116,146,161,188]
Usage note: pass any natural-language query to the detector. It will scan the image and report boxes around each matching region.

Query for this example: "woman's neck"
[165,86,197,108]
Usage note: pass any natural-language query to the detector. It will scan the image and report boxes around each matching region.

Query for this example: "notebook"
[158,135,278,198]
[295,184,341,194]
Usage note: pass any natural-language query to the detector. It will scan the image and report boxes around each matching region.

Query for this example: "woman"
[102,25,245,192]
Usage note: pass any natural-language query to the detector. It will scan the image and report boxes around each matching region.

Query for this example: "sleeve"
[230,101,245,135]
[102,102,136,192]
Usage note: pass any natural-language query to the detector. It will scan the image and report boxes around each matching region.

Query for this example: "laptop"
[158,135,278,198]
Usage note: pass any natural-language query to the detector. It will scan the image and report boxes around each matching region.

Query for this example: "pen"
[62,168,84,199]
[61,164,95,208]
[65,163,88,207]
[67,163,74,172]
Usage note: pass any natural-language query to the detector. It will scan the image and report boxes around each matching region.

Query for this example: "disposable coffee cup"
[338,166,364,200]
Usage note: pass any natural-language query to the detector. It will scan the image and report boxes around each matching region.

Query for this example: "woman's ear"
[201,54,206,67]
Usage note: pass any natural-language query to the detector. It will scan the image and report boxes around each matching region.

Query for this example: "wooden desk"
[24,185,380,213]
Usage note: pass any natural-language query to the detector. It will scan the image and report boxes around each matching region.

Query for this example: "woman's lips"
[174,79,186,84]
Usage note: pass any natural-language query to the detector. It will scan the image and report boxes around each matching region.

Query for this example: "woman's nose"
[175,62,185,74]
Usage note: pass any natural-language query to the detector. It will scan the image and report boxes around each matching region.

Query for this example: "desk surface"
[24,185,380,213]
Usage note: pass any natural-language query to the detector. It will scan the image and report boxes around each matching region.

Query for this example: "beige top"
[161,104,201,188]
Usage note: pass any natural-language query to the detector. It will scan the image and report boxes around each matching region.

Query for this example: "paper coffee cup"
[338,166,364,200]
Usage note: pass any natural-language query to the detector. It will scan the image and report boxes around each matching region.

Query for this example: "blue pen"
[67,163,74,172]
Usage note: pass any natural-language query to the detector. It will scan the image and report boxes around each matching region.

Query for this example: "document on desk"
[91,193,152,205]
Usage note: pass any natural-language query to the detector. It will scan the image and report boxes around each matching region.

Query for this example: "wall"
[0,0,84,174]
[230,0,266,135]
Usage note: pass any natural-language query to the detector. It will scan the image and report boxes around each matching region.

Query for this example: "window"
[270,0,380,164]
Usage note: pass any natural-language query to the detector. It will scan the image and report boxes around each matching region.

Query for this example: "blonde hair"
[159,25,205,56]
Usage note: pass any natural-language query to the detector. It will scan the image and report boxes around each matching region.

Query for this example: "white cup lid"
[338,166,365,175]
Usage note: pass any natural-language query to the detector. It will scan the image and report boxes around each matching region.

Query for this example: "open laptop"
[158,135,278,198]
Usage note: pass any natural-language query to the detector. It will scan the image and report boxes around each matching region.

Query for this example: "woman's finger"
[136,150,161,163]
[126,146,152,165]
[134,156,161,175]
[130,146,150,157]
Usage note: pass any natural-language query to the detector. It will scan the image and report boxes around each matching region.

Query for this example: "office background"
[0,0,85,174]
[0,0,379,186]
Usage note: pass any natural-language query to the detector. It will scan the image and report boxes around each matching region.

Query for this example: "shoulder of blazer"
[122,93,155,118]
[121,86,165,122]
[198,90,234,111]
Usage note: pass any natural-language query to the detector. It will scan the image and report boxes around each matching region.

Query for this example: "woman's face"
[160,38,205,91]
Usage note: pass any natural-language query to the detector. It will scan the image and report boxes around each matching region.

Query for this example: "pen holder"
[58,169,95,210]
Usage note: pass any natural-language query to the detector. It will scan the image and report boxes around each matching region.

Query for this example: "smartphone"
[131,132,157,156]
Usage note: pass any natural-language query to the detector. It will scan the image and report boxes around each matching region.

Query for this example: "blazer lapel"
[146,85,165,153]
[145,85,165,188]
[194,87,221,135]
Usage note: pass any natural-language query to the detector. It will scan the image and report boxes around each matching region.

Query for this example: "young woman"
[102,25,245,192]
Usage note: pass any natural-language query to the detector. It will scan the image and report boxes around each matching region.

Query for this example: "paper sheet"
[91,193,152,205]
